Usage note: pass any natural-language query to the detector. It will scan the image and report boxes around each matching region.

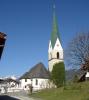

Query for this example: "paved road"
[0,91,41,100]
[0,95,20,100]
[7,91,40,100]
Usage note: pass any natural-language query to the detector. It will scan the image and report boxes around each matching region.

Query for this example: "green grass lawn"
[30,82,89,100]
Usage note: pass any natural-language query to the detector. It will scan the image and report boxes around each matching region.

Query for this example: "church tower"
[48,4,63,72]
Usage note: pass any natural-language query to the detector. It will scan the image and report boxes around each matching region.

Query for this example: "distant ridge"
[66,69,86,81]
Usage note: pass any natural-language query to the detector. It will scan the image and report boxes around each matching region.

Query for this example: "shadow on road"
[0,95,20,100]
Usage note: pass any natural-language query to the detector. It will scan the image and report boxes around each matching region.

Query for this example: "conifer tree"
[51,62,65,88]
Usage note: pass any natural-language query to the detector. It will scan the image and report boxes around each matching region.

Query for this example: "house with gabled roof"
[19,62,50,91]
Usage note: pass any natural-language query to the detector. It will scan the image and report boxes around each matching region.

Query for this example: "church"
[48,5,63,72]
[18,4,64,91]
[0,3,64,93]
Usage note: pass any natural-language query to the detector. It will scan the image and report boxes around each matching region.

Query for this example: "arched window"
[57,52,59,59]
[36,79,38,85]
[25,79,27,82]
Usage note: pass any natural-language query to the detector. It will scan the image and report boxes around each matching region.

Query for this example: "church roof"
[51,5,61,49]
[19,62,50,79]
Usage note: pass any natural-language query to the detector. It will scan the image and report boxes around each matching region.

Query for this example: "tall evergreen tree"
[51,62,65,88]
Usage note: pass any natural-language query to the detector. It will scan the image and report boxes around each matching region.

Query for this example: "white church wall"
[54,38,63,51]
[54,38,63,60]
[30,78,49,91]
[48,41,52,53]
[20,79,31,90]
[48,38,64,72]
[20,78,49,91]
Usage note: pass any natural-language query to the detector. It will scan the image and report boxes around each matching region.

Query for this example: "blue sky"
[0,0,89,77]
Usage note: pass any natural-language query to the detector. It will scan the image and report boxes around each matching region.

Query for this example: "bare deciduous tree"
[65,33,89,71]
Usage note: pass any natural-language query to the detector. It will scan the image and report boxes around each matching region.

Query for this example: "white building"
[0,77,20,93]
[0,4,64,93]
[48,5,63,72]
[19,63,50,91]
[19,4,64,91]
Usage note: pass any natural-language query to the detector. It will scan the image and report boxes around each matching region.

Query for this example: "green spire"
[51,3,60,49]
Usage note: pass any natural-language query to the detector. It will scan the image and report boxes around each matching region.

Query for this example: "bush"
[51,62,65,88]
